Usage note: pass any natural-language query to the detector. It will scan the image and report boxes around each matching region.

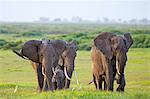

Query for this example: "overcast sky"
[0,0,149,22]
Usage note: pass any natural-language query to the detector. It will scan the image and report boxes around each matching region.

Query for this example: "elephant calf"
[52,65,65,90]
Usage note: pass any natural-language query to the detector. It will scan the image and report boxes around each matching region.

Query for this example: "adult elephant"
[91,32,133,91]
[13,39,67,91]
[59,41,78,89]
[30,40,77,91]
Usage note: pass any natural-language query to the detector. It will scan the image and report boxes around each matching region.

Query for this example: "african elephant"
[13,39,67,91]
[59,41,78,89]
[52,65,65,90]
[30,40,77,91]
[91,32,133,91]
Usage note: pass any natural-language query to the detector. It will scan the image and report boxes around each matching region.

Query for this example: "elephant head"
[94,32,133,91]
[58,40,78,88]
[13,39,67,91]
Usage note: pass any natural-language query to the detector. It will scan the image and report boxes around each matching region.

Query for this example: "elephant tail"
[12,49,28,60]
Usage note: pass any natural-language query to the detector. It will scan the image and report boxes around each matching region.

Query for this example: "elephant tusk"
[64,67,71,80]
[42,67,45,76]
[52,67,56,75]
[116,60,121,76]
[74,70,79,85]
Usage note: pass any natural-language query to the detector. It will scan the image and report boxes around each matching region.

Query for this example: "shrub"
[132,35,150,48]
[0,40,22,50]
[0,39,8,47]
[21,32,42,37]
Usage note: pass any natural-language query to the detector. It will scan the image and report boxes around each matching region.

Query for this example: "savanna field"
[0,23,150,98]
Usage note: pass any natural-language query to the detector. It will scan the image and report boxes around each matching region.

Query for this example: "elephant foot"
[116,85,124,92]
[42,89,48,92]
[37,86,42,93]
[42,86,49,92]
[38,89,42,93]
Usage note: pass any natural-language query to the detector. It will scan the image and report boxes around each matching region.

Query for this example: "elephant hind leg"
[116,75,126,92]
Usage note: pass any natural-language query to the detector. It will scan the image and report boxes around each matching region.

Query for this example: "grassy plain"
[0,48,150,98]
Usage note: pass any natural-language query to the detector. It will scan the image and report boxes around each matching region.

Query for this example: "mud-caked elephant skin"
[91,32,133,91]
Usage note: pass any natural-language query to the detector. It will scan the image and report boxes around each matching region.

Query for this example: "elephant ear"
[123,33,133,50]
[94,32,115,59]
[51,40,67,55]
[69,40,78,51]
[21,40,41,63]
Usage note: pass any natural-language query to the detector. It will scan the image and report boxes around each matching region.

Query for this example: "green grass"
[0,48,150,98]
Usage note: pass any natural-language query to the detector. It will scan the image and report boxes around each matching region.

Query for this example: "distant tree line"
[0,32,150,50]
[36,17,150,24]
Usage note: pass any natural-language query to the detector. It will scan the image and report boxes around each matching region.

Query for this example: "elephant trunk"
[64,66,71,80]
[116,52,127,84]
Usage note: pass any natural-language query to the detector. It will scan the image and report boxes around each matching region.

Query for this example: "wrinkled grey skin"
[91,32,133,91]
[13,39,67,92]
[52,65,65,90]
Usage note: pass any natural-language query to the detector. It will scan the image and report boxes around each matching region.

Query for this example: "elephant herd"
[12,32,133,92]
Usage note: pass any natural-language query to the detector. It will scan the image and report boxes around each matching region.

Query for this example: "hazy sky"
[0,0,149,22]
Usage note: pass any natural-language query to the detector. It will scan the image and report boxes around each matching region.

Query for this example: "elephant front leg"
[98,75,103,90]
[64,70,73,89]
[116,74,126,92]
[36,63,44,92]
